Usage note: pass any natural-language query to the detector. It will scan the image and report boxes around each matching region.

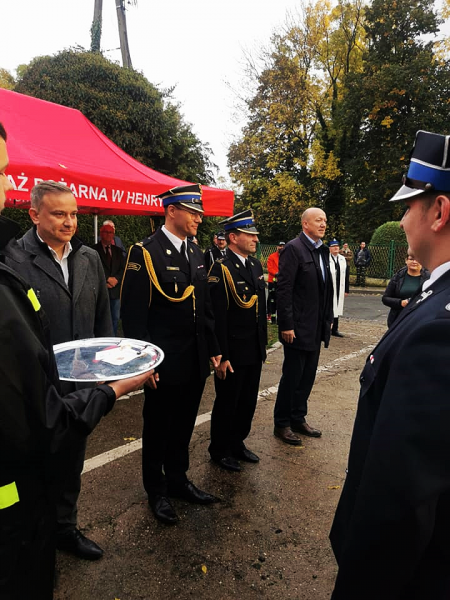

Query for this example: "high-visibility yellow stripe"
[27,288,41,312]
[0,481,19,509]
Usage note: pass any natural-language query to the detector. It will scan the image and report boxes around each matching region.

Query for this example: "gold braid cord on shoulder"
[141,246,196,312]
[220,264,258,319]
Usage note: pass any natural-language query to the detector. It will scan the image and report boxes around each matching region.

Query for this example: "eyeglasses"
[175,205,203,220]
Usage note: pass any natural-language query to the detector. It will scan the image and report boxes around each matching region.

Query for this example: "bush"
[370,221,406,246]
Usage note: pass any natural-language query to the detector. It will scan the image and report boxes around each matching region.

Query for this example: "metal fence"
[257,241,408,281]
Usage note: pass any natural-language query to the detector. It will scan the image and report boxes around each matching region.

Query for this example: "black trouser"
[332,317,340,333]
[0,486,56,600]
[267,282,277,317]
[355,265,366,286]
[142,366,206,497]
[209,362,262,459]
[274,344,321,428]
[55,437,87,533]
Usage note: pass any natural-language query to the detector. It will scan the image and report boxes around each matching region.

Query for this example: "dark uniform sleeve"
[332,318,450,599]
[276,243,299,332]
[120,244,151,341]
[208,261,229,362]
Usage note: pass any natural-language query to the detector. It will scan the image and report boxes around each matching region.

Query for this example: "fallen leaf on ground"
[328,485,341,490]
[123,437,137,442]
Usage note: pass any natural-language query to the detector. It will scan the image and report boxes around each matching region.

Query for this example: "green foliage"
[229,0,450,243]
[370,221,407,246]
[0,68,15,90]
[14,49,216,185]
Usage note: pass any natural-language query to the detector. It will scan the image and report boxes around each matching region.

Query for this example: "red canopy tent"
[0,89,234,217]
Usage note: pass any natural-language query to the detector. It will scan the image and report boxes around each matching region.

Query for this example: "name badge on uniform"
[166,266,180,271]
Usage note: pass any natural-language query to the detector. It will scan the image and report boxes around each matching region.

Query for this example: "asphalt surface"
[54,295,389,600]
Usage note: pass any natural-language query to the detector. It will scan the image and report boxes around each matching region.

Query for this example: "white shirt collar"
[36,231,72,261]
[422,261,450,290]
[161,225,187,253]
[303,232,323,249]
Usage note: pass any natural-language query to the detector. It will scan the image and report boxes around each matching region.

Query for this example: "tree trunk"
[90,0,103,52]
[116,0,133,69]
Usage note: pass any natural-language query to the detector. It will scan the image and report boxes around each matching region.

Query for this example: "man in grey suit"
[4,181,113,561]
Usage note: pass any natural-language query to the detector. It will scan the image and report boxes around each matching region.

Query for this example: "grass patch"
[267,322,279,348]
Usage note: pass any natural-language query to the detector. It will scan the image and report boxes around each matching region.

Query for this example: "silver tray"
[53,337,164,382]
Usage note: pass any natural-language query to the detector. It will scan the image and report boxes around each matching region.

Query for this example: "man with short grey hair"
[5,180,113,561]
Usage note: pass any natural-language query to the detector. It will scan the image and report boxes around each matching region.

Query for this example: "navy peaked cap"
[390,130,450,201]
[220,209,259,234]
[158,183,204,212]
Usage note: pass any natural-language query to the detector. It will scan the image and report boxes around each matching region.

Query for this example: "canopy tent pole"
[94,214,98,243]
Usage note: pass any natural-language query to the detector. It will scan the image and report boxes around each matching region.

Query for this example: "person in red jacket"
[266,242,285,323]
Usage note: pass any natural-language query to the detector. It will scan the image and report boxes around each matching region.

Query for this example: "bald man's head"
[301,207,327,241]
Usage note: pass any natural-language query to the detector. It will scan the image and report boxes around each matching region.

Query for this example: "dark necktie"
[180,241,187,261]
[105,245,112,267]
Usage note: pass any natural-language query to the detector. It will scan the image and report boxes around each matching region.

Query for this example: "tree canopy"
[229,0,450,243]
[11,49,216,186]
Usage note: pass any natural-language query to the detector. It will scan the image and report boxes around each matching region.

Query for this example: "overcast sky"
[1,0,303,181]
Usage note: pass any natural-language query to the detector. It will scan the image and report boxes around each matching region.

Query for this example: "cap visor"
[179,202,204,213]
[389,185,426,202]
[236,227,259,235]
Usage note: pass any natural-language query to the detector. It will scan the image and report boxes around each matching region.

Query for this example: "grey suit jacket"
[4,227,113,346]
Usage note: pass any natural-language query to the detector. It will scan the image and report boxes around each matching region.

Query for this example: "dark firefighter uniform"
[208,211,267,464]
[120,186,220,500]
[0,216,116,600]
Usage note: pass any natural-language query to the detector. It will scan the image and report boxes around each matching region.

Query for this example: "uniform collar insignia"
[416,289,433,304]
[166,249,172,255]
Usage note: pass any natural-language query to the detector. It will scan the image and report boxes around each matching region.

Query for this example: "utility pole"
[90,0,103,52]
[116,0,134,69]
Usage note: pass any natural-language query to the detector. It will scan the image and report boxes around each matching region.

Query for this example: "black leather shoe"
[273,426,303,446]
[211,456,242,472]
[148,494,179,525]
[56,528,103,560]
[233,447,260,463]
[168,481,220,504]
[332,331,344,337]
[291,421,322,438]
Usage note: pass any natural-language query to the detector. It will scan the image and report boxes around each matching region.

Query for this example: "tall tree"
[90,0,103,52]
[338,0,450,238]
[116,0,135,69]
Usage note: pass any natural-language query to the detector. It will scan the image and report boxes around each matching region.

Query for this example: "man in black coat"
[354,241,371,287]
[121,184,222,525]
[0,122,153,600]
[330,130,450,599]
[4,181,113,561]
[204,230,227,271]
[273,207,333,445]
[93,223,126,335]
[207,210,267,472]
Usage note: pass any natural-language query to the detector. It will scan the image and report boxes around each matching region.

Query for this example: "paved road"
[343,292,388,322]
[54,299,388,600]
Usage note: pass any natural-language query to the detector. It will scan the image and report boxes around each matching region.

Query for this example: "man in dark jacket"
[207,210,267,472]
[0,122,153,600]
[121,184,222,525]
[273,207,333,445]
[330,130,450,599]
[4,181,113,560]
[204,231,227,271]
[94,223,126,335]
[354,241,371,287]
